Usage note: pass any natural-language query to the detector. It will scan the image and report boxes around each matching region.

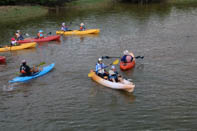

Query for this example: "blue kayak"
[9,63,55,83]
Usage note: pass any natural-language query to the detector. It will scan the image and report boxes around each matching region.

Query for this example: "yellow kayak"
[0,42,36,52]
[56,29,100,35]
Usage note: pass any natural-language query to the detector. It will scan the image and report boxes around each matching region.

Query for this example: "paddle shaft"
[102,56,144,59]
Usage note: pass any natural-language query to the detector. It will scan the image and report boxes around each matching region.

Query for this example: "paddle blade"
[36,62,46,67]
[113,59,119,65]
[88,72,93,77]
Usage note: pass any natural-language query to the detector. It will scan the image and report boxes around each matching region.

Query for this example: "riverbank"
[0,6,48,24]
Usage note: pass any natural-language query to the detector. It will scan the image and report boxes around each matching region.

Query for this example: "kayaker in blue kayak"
[20,60,39,76]
[121,50,133,63]
[95,58,108,78]
[79,23,86,31]
[61,22,70,31]
[15,30,24,41]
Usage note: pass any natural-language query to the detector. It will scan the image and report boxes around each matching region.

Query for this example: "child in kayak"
[79,23,86,31]
[37,30,44,39]
[108,65,123,83]
[15,30,24,40]
[61,22,70,31]
[10,37,18,46]
[121,50,133,63]
[95,58,108,78]
[20,60,39,76]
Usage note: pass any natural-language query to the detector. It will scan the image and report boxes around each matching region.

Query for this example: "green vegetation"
[0,0,70,6]
[168,0,197,4]
[0,6,48,23]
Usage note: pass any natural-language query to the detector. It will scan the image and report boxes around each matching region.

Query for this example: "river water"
[0,3,197,131]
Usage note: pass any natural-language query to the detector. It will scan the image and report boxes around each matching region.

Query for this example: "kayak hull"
[89,70,135,92]
[0,42,36,52]
[56,29,100,35]
[17,35,60,43]
[0,56,6,64]
[120,52,136,70]
[9,63,55,83]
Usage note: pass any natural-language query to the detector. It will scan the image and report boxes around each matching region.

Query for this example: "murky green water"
[0,3,197,131]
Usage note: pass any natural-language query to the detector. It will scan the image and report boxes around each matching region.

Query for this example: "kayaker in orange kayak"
[20,60,39,76]
[79,23,86,31]
[15,30,24,40]
[121,50,133,63]
[37,30,44,39]
[95,58,108,78]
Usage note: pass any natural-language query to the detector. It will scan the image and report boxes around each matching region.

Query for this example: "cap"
[98,58,102,61]
[11,37,15,41]
[123,50,129,55]
[16,30,20,33]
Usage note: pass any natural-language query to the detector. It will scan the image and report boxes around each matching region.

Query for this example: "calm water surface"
[0,3,197,131]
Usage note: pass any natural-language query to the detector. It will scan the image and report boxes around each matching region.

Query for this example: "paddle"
[102,56,144,59]
[16,62,46,75]
[88,59,119,77]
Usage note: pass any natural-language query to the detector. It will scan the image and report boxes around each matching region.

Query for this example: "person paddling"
[15,30,24,40]
[61,22,70,31]
[95,58,108,78]
[20,60,32,76]
[121,50,133,63]
[79,23,86,31]
[20,60,39,77]
[37,30,44,39]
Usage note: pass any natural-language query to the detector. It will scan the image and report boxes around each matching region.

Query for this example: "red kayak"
[120,52,136,70]
[17,35,60,43]
[0,56,6,64]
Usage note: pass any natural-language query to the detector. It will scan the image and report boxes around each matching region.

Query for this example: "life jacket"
[37,32,44,38]
[80,26,85,31]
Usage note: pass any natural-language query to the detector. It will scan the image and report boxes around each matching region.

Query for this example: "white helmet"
[111,65,115,69]
[98,58,102,62]
[80,23,84,26]
[123,50,129,55]
[22,59,26,64]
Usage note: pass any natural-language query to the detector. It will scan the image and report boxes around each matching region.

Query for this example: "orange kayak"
[120,52,135,70]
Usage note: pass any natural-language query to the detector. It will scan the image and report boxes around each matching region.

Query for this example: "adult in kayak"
[108,65,123,83]
[95,58,108,78]
[20,60,39,77]
[121,50,133,63]
[79,23,86,31]
[61,22,70,31]
[15,30,24,40]
[37,30,44,39]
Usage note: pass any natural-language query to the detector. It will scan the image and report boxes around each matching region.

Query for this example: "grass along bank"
[0,6,48,24]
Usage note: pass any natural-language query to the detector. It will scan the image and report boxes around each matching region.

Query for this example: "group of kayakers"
[95,50,133,83]
[61,22,86,31]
